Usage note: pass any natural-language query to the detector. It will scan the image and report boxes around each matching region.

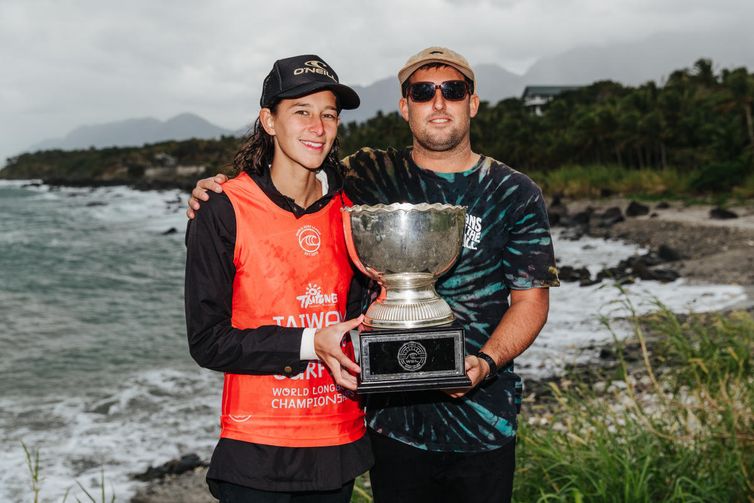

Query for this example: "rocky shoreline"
[556,198,754,288]
[129,197,754,503]
[19,176,201,192]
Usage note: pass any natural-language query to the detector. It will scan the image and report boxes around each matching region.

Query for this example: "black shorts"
[213,479,354,503]
[369,429,515,503]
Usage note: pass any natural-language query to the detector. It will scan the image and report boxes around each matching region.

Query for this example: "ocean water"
[0,181,747,502]
[0,181,219,502]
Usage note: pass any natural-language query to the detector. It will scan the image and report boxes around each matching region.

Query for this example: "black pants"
[369,429,515,503]
[214,480,354,503]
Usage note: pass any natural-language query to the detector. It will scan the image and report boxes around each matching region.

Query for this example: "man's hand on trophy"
[314,315,364,391]
[445,355,487,398]
[186,173,229,219]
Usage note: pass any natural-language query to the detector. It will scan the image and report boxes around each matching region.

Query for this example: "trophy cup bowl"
[342,202,466,328]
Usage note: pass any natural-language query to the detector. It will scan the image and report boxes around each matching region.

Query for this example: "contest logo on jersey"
[228,414,252,423]
[296,283,338,309]
[296,225,321,256]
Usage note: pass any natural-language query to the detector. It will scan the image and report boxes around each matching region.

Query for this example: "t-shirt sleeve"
[342,148,402,205]
[342,149,374,205]
[501,178,560,289]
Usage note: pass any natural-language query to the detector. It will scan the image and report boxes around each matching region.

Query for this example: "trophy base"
[358,375,472,394]
[357,323,471,394]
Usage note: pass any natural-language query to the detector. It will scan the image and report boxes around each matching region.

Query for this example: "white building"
[522,86,583,115]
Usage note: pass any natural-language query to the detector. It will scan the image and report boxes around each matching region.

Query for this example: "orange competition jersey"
[221,172,363,447]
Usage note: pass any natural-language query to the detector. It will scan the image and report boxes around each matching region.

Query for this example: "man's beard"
[413,124,465,152]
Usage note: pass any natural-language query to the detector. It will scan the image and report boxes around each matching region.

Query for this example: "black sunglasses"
[406,80,470,102]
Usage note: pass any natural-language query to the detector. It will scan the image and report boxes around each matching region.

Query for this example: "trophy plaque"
[342,203,472,393]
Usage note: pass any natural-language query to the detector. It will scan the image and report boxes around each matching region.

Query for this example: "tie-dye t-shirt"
[342,147,559,452]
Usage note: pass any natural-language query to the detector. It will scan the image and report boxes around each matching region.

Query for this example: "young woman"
[185,54,371,502]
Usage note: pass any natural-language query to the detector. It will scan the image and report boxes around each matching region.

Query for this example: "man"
[188,47,559,503]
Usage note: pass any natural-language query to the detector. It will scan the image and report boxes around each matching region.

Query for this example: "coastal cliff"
[0,137,239,190]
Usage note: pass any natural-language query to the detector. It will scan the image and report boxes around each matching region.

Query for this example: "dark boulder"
[547,196,569,227]
[647,268,681,282]
[655,201,670,209]
[657,244,682,262]
[597,207,625,227]
[560,227,586,241]
[162,227,178,235]
[557,265,592,283]
[595,253,680,284]
[625,201,650,217]
[579,277,601,287]
[133,453,206,481]
[599,348,615,359]
[596,266,624,282]
[623,256,680,282]
[566,208,593,227]
[710,207,738,220]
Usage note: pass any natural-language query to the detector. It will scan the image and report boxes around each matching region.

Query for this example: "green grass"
[513,303,754,502]
[352,474,373,502]
[22,442,42,503]
[350,301,754,502]
[533,163,754,202]
[21,443,113,503]
[534,164,691,199]
[733,172,754,199]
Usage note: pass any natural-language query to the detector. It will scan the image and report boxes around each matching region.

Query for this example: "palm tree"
[721,67,754,149]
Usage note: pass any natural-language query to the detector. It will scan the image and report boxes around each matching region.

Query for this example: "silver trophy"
[342,203,472,393]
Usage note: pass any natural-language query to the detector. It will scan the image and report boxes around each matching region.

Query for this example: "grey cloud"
[2,0,753,163]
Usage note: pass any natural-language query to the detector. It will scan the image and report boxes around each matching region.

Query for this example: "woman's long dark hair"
[232,103,343,176]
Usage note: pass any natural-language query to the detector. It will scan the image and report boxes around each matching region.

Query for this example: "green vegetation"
[345,305,754,503]
[530,161,754,201]
[22,441,42,503]
[17,305,754,502]
[22,442,114,503]
[71,470,116,503]
[514,305,754,502]
[1,137,239,188]
[733,171,754,199]
[352,474,373,503]
[533,164,690,199]
[2,59,752,198]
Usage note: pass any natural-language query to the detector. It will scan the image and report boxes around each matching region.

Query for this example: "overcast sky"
[1,0,752,164]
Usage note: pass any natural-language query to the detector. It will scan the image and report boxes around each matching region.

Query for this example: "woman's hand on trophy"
[186,173,229,219]
[314,315,364,391]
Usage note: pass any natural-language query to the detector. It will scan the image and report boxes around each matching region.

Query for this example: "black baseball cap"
[260,54,360,110]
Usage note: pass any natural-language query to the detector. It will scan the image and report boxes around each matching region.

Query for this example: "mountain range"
[29,29,754,152]
[29,113,235,152]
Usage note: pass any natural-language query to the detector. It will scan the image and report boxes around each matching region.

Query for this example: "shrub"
[514,305,754,502]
